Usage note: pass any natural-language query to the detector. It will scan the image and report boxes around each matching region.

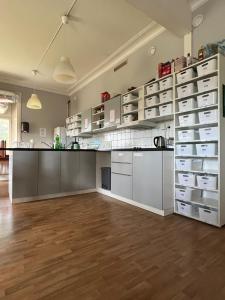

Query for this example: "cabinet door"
[12,151,38,198]
[81,109,92,132]
[38,151,60,195]
[104,95,121,127]
[79,152,96,190]
[133,152,163,209]
[60,152,80,192]
[111,173,132,199]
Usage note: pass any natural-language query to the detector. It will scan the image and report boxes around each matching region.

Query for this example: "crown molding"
[190,0,209,11]
[0,76,68,96]
[68,22,165,96]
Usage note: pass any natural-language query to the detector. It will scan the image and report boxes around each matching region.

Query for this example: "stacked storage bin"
[174,55,220,226]
[144,75,174,121]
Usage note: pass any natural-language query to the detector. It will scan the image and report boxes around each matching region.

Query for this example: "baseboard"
[97,188,173,216]
[12,189,97,204]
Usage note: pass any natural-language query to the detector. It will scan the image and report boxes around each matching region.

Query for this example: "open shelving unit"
[66,112,82,137]
[174,53,225,227]
[91,103,105,132]
[119,87,156,129]
[144,74,174,123]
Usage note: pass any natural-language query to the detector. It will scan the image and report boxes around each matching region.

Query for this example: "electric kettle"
[154,136,166,149]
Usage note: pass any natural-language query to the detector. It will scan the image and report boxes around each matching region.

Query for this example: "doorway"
[0,118,10,206]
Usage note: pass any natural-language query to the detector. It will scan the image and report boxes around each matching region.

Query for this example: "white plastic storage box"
[197,76,218,93]
[199,207,218,225]
[177,83,195,98]
[176,159,202,171]
[145,107,159,119]
[197,58,217,77]
[146,82,159,95]
[145,95,159,107]
[123,104,137,114]
[159,103,173,116]
[123,114,135,124]
[175,187,201,202]
[176,144,195,156]
[197,175,217,190]
[197,91,217,107]
[196,143,217,156]
[177,201,192,216]
[198,109,218,124]
[179,113,197,126]
[123,93,137,104]
[159,90,173,103]
[72,129,81,136]
[72,115,81,122]
[159,76,173,90]
[178,173,196,187]
[178,98,196,112]
[199,127,218,140]
[176,68,195,84]
[177,129,199,141]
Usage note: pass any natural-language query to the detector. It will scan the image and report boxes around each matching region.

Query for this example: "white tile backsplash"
[79,120,174,149]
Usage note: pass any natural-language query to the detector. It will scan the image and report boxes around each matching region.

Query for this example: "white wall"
[192,0,225,56]
[71,30,184,113]
[0,82,69,147]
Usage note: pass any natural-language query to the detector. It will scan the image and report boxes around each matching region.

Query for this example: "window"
[0,118,10,147]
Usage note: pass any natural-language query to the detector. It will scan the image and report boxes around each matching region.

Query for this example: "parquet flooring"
[0,192,225,300]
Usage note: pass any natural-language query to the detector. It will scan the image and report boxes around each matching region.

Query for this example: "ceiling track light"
[32,0,78,85]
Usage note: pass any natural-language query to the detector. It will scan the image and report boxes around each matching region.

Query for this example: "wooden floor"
[1,193,225,299]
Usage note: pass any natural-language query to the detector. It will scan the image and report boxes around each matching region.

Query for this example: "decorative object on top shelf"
[101,91,111,103]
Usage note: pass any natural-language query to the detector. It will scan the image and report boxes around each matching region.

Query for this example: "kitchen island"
[7,149,96,203]
[3,148,174,216]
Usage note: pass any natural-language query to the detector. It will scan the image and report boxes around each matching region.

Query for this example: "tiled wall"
[79,120,174,150]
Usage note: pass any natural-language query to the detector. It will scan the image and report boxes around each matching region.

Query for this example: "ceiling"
[0,0,152,95]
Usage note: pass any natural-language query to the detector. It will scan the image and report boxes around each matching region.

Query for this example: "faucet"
[41,141,53,149]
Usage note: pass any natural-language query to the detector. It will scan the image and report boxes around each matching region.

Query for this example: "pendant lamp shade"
[26,93,42,110]
[0,103,8,114]
[53,56,77,84]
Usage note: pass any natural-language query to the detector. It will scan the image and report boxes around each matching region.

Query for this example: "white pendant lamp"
[27,93,42,110]
[0,103,9,114]
[53,56,77,84]
[26,70,42,110]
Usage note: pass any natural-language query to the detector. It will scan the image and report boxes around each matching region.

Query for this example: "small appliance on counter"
[154,136,166,149]
[71,137,80,150]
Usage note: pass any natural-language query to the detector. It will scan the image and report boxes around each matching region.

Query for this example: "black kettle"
[154,136,166,149]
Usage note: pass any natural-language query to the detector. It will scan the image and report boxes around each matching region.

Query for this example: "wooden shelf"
[122,109,139,116]
[175,169,219,175]
[175,104,218,115]
[175,155,218,158]
[122,97,141,106]
[175,122,218,129]
[117,120,156,129]
[175,139,218,144]
[145,114,174,122]
[144,100,173,109]
[175,183,218,193]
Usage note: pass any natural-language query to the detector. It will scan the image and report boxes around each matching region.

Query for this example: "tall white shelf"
[174,53,225,227]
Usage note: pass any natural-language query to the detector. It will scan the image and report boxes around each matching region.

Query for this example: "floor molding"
[97,188,173,216]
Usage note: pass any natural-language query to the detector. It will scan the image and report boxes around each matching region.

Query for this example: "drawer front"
[111,151,133,163]
[111,162,132,176]
[111,173,132,199]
